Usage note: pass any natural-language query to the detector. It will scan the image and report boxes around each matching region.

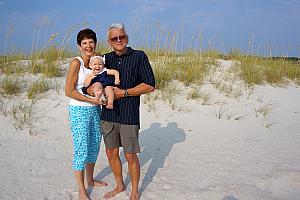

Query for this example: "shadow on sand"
[94,122,186,193]
[222,195,239,200]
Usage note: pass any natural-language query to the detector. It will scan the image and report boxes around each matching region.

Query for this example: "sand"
[0,59,300,200]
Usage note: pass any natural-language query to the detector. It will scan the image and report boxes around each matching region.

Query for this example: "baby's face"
[90,58,104,73]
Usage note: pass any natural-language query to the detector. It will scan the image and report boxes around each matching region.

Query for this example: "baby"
[83,56,120,109]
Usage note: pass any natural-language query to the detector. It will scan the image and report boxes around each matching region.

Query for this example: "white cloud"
[128,0,170,25]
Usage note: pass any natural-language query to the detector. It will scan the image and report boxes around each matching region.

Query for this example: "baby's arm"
[107,69,120,85]
[84,72,96,87]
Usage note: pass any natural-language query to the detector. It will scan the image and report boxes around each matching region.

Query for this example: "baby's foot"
[100,94,107,102]
[106,103,113,109]
[93,95,101,102]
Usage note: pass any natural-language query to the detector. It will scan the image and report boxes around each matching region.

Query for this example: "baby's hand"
[114,79,120,85]
[88,72,96,80]
[84,72,97,87]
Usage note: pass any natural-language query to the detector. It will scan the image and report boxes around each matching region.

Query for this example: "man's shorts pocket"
[101,120,114,137]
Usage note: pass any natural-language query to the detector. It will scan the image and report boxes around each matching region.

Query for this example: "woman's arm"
[107,69,120,85]
[65,59,99,104]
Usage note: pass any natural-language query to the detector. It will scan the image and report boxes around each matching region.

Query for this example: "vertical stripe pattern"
[101,47,155,126]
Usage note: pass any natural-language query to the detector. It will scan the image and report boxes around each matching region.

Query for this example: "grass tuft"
[11,100,33,130]
[27,78,51,99]
[1,76,21,95]
[236,56,300,85]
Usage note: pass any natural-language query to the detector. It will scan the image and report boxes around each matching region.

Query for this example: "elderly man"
[88,23,155,200]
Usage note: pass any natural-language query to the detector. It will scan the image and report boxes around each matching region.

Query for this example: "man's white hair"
[107,23,127,38]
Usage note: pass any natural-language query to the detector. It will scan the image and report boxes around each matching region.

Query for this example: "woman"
[65,28,107,200]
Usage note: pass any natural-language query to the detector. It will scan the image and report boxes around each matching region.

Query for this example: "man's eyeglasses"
[109,35,127,43]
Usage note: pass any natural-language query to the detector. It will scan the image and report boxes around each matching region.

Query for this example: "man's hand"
[113,87,125,100]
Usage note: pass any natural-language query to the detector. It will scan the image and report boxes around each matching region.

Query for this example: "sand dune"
[0,60,300,200]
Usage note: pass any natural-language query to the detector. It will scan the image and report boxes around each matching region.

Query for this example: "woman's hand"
[89,97,107,105]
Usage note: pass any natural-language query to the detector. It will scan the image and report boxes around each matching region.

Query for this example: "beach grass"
[1,22,300,113]
[231,55,300,85]
[0,20,299,136]
[11,100,33,130]
[0,75,22,95]
[27,78,51,99]
[30,45,72,77]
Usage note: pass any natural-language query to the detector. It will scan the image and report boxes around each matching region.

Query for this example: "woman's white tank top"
[69,56,96,106]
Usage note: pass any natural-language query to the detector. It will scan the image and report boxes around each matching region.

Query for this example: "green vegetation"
[2,21,299,88]
[1,21,299,131]
[96,42,111,55]
[236,56,300,85]
[30,44,73,77]
[0,76,21,95]
[27,78,51,99]
[143,49,214,90]
[11,100,33,130]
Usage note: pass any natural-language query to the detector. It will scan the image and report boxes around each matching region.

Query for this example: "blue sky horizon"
[1,0,300,57]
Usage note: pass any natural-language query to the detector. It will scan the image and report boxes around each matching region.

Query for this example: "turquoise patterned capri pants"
[69,105,102,171]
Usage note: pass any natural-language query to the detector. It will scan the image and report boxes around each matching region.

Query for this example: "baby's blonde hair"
[90,55,105,64]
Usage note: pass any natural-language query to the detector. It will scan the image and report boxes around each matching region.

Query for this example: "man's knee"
[125,153,138,164]
[106,148,119,160]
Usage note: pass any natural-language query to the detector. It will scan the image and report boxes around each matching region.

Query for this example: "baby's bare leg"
[93,82,103,101]
[105,86,114,109]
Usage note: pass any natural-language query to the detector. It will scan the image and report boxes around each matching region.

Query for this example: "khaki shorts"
[101,120,140,153]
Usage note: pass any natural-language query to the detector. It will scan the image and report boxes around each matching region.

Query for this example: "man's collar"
[112,47,133,57]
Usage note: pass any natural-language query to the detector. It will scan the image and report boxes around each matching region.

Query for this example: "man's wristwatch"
[123,89,129,97]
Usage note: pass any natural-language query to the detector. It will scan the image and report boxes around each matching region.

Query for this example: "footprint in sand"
[269,170,300,200]
[145,193,159,199]
[162,184,171,190]
[55,190,78,200]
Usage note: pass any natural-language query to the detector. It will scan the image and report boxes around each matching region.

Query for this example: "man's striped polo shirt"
[101,47,155,126]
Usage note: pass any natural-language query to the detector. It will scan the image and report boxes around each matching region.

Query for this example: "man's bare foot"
[130,193,140,200]
[87,179,108,187]
[103,187,125,199]
[78,190,90,200]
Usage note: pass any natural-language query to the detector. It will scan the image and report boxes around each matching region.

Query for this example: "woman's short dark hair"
[76,28,97,45]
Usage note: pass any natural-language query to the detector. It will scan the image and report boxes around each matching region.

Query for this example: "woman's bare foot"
[103,187,125,199]
[78,189,90,200]
[87,179,108,187]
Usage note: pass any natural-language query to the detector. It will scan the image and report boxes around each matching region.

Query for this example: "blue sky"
[1,0,300,57]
